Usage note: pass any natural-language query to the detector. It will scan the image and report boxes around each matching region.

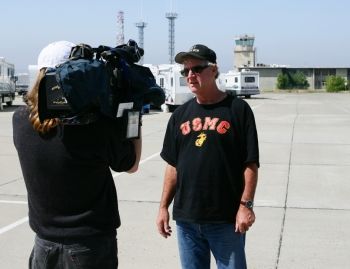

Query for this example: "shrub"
[276,71,309,89]
[293,71,310,89]
[325,76,346,92]
[277,73,289,89]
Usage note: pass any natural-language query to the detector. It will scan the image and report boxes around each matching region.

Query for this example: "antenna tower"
[135,22,147,64]
[116,11,125,46]
[166,1,177,64]
[135,1,147,64]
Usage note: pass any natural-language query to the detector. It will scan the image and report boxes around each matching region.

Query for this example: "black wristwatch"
[240,200,254,209]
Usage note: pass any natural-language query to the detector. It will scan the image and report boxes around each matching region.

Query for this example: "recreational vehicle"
[28,65,39,91]
[222,69,260,98]
[145,64,194,111]
[0,57,16,109]
[15,73,29,95]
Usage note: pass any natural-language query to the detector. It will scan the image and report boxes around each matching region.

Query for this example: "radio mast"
[116,11,125,46]
[135,0,147,64]
[165,0,177,64]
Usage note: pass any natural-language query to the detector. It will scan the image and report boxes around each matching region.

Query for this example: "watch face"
[246,200,254,208]
[240,200,254,209]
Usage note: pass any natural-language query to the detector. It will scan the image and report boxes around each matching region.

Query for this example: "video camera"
[38,40,165,132]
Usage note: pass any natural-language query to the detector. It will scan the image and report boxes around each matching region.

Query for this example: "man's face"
[182,58,215,94]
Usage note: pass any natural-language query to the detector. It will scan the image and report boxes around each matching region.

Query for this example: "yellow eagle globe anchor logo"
[195,132,207,147]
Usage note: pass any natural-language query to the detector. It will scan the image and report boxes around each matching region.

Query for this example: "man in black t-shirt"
[156,44,259,269]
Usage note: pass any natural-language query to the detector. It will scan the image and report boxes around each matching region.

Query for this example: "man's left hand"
[235,205,255,233]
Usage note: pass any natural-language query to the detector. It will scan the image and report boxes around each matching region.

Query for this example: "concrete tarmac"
[0,92,350,269]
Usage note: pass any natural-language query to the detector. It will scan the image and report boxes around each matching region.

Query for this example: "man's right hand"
[156,207,172,238]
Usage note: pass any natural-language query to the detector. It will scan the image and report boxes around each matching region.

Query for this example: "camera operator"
[12,41,141,269]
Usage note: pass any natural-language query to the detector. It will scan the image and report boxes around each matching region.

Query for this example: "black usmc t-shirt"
[161,95,259,223]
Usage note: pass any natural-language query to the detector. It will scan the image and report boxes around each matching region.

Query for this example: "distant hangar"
[234,35,350,91]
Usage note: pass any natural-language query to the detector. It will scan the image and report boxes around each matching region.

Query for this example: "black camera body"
[38,40,165,126]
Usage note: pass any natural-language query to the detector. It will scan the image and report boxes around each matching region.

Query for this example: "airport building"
[234,35,350,91]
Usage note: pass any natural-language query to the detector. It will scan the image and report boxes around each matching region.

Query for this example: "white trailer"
[0,57,16,110]
[144,64,194,111]
[222,69,260,98]
[28,65,39,91]
[15,73,29,95]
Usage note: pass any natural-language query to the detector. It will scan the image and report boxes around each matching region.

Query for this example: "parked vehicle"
[15,73,29,95]
[0,57,16,110]
[222,69,260,98]
[144,64,194,111]
[28,65,39,91]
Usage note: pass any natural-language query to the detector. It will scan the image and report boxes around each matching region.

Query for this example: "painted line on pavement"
[0,152,160,234]
[0,200,27,205]
[112,151,160,179]
[0,217,28,235]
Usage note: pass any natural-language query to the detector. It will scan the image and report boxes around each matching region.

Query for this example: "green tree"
[277,73,289,89]
[325,76,346,92]
[277,71,309,89]
[293,71,309,89]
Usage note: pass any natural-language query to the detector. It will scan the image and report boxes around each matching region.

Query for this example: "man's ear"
[212,65,219,77]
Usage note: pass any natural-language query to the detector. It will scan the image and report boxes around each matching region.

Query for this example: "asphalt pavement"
[0,92,350,269]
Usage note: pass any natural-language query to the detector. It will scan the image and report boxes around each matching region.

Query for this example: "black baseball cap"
[175,44,217,64]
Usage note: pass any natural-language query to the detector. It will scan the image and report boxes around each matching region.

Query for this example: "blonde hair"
[26,69,60,133]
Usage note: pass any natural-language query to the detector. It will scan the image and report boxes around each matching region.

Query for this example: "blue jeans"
[176,221,246,269]
[29,234,118,269]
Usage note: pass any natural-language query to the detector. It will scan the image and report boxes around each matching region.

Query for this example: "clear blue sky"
[1,0,349,73]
